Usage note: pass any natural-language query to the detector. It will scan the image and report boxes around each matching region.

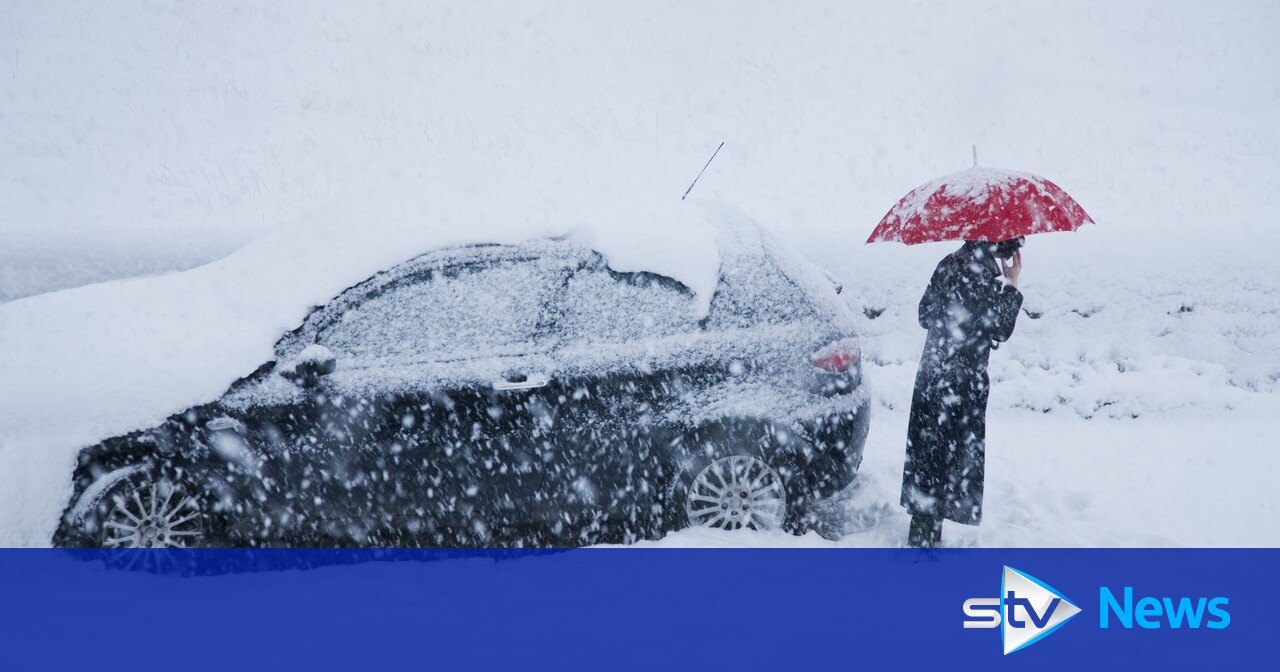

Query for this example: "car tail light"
[811,338,861,373]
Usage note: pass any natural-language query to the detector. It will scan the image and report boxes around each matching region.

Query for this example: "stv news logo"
[962,566,1081,655]
[962,565,1231,655]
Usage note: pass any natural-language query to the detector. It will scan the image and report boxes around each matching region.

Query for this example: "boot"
[908,514,942,548]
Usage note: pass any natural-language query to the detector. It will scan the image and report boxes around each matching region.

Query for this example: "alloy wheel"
[685,455,786,531]
[103,481,204,548]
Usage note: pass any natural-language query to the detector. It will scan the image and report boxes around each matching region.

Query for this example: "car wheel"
[680,455,788,531]
[93,477,205,548]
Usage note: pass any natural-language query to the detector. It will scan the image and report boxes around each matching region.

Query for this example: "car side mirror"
[284,344,336,386]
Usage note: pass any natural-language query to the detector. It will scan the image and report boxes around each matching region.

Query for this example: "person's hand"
[1001,250,1022,288]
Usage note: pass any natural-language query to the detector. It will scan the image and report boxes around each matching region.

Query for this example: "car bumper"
[793,394,871,500]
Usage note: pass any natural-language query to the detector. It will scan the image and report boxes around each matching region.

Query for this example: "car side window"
[318,255,566,366]
[705,251,817,328]
[556,259,699,345]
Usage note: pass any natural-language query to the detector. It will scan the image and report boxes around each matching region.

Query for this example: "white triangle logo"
[1001,566,1081,655]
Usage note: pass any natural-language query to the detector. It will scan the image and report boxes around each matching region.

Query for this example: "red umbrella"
[866,166,1094,245]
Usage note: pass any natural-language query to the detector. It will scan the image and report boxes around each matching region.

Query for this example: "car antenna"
[682,141,725,200]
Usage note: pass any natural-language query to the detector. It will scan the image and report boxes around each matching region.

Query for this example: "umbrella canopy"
[866,166,1094,245]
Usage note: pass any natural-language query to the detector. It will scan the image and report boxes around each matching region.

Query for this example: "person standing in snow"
[901,237,1024,548]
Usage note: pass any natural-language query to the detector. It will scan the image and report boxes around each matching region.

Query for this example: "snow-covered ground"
[2,1,1279,547]
[637,401,1280,548]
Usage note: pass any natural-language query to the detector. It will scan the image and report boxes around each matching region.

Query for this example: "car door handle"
[492,373,550,391]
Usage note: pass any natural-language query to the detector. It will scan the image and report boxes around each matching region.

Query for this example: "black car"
[54,221,870,548]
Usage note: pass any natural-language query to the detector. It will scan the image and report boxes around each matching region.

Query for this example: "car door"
[312,246,574,544]
[539,255,704,543]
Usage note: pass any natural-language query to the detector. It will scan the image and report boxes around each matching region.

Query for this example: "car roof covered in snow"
[261,209,849,376]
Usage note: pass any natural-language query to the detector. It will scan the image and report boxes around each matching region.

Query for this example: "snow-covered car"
[53,223,870,548]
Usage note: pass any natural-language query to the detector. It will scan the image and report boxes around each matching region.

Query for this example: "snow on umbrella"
[866,166,1094,245]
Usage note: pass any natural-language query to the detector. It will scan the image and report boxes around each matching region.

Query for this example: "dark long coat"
[900,242,1023,525]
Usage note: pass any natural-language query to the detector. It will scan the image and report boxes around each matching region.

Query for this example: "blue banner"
[0,549,1271,670]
